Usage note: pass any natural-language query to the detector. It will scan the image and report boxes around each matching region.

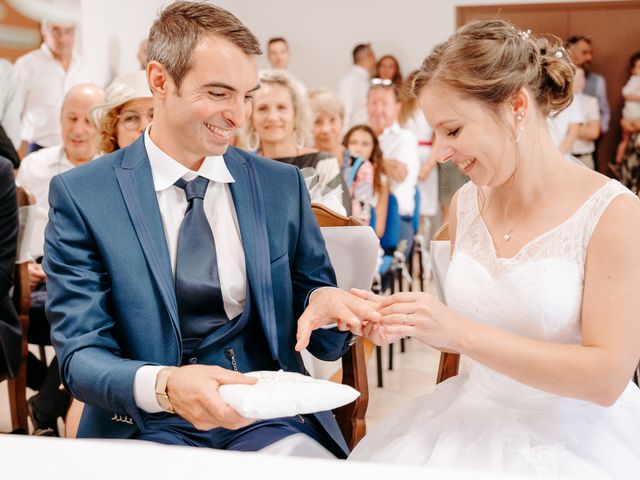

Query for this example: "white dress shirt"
[0,59,22,148]
[338,65,370,132]
[401,109,438,217]
[15,145,75,259]
[378,122,420,216]
[547,98,584,148]
[14,44,90,147]
[572,93,600,155]
[134,128,247,412]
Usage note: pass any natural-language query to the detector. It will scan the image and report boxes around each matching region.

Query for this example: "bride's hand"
[377,292,467,351]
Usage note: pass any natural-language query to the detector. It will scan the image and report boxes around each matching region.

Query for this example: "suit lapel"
[225,148,279,359]
[114,136,180,340]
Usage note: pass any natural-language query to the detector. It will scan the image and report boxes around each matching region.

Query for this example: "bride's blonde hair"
[412,19,574,117]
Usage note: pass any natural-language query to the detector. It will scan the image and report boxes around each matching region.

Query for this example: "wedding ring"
[403,313,410,325]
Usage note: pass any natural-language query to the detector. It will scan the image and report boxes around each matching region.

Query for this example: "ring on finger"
[403,313,411,325]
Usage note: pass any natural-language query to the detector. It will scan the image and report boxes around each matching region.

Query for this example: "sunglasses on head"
[370,78,393,87]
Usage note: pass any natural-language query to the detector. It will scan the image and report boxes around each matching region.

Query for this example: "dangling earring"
[515,112,525,143]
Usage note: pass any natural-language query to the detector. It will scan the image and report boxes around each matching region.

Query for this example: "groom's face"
[158,35,260,159]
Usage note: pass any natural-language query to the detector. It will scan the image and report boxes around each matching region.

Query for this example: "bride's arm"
[379,194,640,407]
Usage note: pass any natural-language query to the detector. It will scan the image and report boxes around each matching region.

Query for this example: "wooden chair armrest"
[333,338,369,450]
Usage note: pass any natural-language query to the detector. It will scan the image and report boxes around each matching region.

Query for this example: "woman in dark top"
[238,69,350,215]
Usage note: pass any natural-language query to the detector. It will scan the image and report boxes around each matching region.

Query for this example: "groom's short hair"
[147,1,262,91]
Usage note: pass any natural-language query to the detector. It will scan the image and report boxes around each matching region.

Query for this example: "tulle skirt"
[349,367,640,479]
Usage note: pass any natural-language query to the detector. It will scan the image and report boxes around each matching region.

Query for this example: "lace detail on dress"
[454,179,636,274]
[447,179,636,346]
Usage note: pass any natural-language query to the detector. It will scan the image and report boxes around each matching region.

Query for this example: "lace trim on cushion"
[454,180,636,273]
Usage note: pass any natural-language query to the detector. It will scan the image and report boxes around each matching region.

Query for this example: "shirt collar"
[144,126,234,192]
[381,122,400,137]
[40,42,80,70]
[40,43,53,59]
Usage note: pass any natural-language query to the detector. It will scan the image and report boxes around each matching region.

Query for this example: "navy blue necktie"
[174,176,228,342]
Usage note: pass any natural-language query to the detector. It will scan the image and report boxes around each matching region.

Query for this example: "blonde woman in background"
[238,70,349,215]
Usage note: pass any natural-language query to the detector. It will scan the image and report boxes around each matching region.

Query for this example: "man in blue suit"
[43,1,376,457]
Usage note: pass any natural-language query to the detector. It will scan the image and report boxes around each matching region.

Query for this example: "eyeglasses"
[118,110,154,131]
[370,78,393,87]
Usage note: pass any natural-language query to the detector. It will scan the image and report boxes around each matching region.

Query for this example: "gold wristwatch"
[155,366,178,413]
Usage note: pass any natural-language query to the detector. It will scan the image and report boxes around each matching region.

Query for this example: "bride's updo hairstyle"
[412,19,575,117]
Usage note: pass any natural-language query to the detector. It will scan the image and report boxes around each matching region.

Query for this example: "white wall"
[78,0,586,89]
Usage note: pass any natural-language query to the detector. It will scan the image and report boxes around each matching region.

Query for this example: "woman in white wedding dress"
[349,20,640,478]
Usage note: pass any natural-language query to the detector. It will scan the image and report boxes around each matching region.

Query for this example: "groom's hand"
[166,365,256,431]
[295,287,380,351]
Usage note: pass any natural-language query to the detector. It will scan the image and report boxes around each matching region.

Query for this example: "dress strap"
[579,180,637,260]
[453,181,476,245]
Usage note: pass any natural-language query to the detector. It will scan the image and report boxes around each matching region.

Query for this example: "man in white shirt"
[14,19,89,155]
[567,36,610,135]
[368,82,419,255]
[15,83,104,435]
[570,67,600,170]
[339,43,376,132]
[43,2,376,457]
[17,84,104,262]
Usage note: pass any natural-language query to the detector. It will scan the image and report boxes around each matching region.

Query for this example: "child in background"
[343,125,389,237]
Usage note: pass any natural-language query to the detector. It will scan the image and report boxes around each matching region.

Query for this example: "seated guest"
[308,88,373,223]
[15,83,104,435]
[375,55,402,85]
[90,70,153,154]
[0,156,21,381]
[239,69,349,214]
[367,80,419,255]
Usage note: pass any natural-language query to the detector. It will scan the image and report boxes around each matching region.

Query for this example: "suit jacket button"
[188,357,198,364]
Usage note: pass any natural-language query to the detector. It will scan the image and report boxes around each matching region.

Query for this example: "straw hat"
[89,70,152,128]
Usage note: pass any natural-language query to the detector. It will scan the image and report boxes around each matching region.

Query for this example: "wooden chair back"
[311,203,369,450]
[431,223,461,384]
[3,186,35,431]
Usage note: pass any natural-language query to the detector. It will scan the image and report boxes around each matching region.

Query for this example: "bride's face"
[419,84,517,188]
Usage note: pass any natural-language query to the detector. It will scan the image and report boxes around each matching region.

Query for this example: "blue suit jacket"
[43,136,351,452]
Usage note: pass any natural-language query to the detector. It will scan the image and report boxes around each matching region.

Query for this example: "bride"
[348,20,640,477]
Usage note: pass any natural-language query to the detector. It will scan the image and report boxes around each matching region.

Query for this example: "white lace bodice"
[445,180,636,400]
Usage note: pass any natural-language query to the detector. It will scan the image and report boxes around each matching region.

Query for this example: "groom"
[43,1,376,457]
